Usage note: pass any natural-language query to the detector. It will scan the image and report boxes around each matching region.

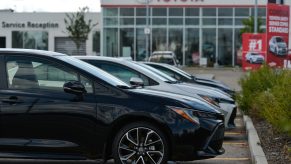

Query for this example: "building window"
[120,28,134,58]
[104,28,118,57]
[186,8,199,17]
[202,28,216,67]
[104,8,118,17]
[12,31,48,50]
[218,28,233,66]
[169,8,183,16]
[120,8,134,16]
[185,28,200,66]
[169,28,183,64]
[235,8,249,17]
[93,31,100,54]
[152,8,167,16]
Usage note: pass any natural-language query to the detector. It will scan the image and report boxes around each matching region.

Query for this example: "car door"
[0,54,99,158]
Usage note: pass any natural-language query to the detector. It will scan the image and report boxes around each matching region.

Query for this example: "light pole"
[137,0,152,61]
[254,0,258,33]
[145,0,150,61]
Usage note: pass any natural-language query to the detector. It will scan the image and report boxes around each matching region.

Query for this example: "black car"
[143,62,235,97]
[0,49,225,163]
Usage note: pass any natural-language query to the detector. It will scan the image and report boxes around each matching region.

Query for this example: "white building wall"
[0,12,100,55]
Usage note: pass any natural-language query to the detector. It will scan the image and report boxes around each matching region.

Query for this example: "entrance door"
[0,37,6,48]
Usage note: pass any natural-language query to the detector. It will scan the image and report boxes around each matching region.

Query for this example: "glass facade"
[102,7,266,66]
[12,31,48,50]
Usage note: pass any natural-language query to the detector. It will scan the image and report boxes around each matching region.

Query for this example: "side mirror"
[129,77,144,87]
[63,81,87,95]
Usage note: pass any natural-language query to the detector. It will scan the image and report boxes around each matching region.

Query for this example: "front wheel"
[113,122,169,164]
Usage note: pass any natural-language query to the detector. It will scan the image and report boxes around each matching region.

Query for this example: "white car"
[246,52,265,64]
[269,36,288,56]
[149,51,180,66]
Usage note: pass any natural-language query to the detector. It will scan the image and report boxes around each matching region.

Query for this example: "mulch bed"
[252,118,291,164]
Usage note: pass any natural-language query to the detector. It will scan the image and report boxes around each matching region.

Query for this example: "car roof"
[73,55,125,62]
[0,48,67,57]
[73,56,170,83]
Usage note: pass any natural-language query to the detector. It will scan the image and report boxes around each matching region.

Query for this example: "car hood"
[195,78,232,91]
[278,42,287,48]
[173,83,234,102]
[252,55,264,59]
[129,88,221,114]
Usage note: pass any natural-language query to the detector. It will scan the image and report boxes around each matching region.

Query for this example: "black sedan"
[0,49,225,163]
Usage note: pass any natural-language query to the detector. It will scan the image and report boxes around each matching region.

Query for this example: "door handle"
[2,96,23,105]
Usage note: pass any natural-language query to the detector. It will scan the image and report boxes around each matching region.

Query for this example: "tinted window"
[6,56,93,93]
[99,63,151,86]
[150,65,184,81]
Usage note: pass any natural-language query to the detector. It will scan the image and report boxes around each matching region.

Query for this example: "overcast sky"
[0,0,101,12]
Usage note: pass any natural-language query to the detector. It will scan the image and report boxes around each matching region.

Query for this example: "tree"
[240,16,264,37]
[64,7,97,55]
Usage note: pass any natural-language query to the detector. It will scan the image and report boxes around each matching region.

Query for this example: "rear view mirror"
[63,81,87,95]
[129,77,144,87]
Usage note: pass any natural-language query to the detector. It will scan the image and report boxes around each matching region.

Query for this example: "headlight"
[199,95,220,107]
[168,106,223,123]
[167,106,199,124]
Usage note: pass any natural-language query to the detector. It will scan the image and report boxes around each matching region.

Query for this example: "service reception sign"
[242,33,267,71]
[266,3,290,68]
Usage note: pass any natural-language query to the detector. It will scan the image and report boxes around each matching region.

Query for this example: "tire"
[113,122,169,164]
[250,58,253,64]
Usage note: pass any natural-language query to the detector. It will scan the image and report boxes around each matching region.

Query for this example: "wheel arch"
[103,114,173,161]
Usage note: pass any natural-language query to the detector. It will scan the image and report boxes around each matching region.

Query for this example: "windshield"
[56,56,131,88]
[276,37,284,42]
[166,64,194,78]
[149,55,175,65]
[135,62,178,83]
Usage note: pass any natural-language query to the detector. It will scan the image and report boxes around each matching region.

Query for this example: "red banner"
[242,33,267,71]
[266,3,290,68]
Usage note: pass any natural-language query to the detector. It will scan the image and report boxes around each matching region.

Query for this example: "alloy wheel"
[118,127,164,164]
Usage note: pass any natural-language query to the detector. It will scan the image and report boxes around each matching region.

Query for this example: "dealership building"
[0,0,290,66]
[0,12,100,56]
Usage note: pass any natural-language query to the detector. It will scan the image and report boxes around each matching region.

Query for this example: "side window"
[100,63,151,86]
[153,65,177,79]
[6,56,93,93]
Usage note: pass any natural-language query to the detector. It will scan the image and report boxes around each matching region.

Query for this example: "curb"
[243,115,268,164]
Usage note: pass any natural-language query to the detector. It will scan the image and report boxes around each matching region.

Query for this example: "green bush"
[237,65,279,113]
[238,65,291,135]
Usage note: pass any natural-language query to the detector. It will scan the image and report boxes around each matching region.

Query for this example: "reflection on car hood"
[195,78,232,90]
[129,88,221,114]
[173,83,233,102]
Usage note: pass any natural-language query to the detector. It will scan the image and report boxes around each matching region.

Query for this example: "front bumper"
[219,103,237,129]
[170,119,225,161]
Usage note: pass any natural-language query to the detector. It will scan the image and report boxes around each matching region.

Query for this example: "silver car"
[74,56,237,129]
[269,36,288,56]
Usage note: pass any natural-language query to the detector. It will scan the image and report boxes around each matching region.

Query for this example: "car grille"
[256,58,264,63]
[208,124,225,152]
[228,107,237,126]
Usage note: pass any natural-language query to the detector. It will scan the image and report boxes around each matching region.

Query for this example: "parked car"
[269,36,288,56]
[245,52,265,64]
[149,51,180,66]
[75,56,237,129]
[0,49,225,163]
[143,62,235,97]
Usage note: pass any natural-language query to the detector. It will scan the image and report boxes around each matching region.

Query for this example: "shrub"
[238,65,291,135]
[237,65,279,114]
